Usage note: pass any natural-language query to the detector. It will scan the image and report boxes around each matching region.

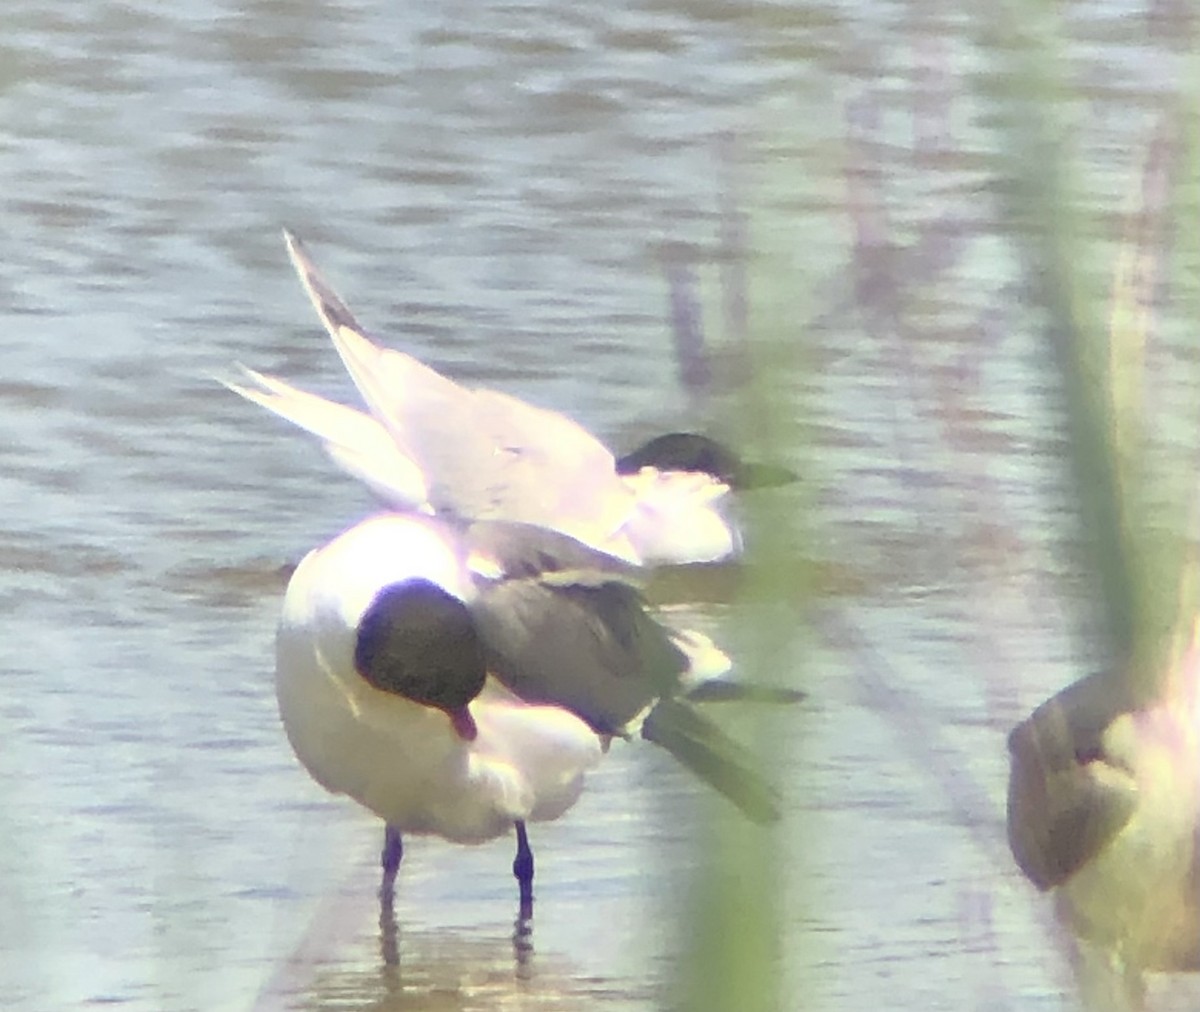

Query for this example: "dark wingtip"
[684,681,806,704]
[280,230,366,336]
[641,697,782,824]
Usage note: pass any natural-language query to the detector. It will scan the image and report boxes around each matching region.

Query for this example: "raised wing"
[282,232,638,556]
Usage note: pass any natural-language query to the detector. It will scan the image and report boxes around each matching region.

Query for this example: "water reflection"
[376,841,535,974]
[259,887,647,1012]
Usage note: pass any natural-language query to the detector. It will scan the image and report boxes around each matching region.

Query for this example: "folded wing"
[464,520,780,822]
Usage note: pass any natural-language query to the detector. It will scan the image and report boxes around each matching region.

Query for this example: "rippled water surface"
[2,2,1198,1009]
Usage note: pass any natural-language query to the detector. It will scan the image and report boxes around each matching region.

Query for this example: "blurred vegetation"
[986,2,1199,699]
[659,151,814,1012]
[668,3,1199,1010]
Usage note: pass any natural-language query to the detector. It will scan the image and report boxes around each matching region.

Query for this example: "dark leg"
[380,824,403,901]
[512,820,534,918]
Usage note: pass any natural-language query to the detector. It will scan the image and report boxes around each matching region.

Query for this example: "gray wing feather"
[465,518,785,821]
[466,519,641,585]
[470,577,687,734]
[465,520,689,731]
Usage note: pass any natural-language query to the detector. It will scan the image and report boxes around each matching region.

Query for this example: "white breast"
[274,514,604,843]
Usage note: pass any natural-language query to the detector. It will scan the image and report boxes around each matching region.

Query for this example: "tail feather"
[641,697,781,824]
[221,367,429,511]
[223,367,386,458]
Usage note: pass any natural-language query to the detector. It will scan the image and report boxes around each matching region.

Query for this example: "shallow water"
[2,1,1198,1009]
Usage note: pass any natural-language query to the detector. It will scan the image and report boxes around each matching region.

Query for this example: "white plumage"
[271,511,783,910]
[230,232,798,913]
[225,231,741,566]
[276,514,603,845]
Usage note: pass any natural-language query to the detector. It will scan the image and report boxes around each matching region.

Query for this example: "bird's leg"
[380,824,403,902]
[513,820,534,919]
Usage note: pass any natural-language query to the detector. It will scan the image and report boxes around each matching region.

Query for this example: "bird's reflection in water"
[279,901,650,1012]
[379,888,536,977]
[381,873,537,979]
[512,908,534,977]
[379,891,400,971]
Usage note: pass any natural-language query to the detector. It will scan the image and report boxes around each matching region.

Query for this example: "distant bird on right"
[1006,618,1200,1007]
